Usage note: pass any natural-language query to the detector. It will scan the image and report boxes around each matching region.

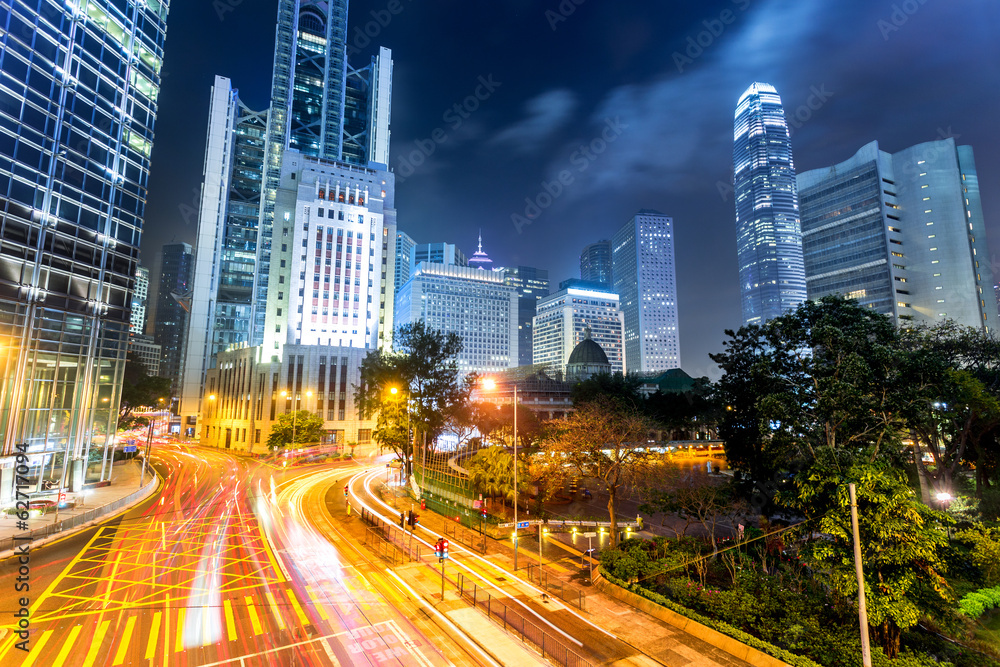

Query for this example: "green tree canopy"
[266,410,324,450]
[355,321,474,475]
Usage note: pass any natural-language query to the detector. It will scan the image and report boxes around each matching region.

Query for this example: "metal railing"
[456,573,594,667]
[521,563,586,610]
[0,474,158,554]
[359,506,424,562]
[442,521,487,553]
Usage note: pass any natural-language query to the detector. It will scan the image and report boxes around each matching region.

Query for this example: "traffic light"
[441,538,449,559]
[481,505,487,519]
[411,513,419,529]
[343,485,348,498]
[399,512,405,528]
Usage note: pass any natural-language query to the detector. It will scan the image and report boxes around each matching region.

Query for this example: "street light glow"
[389,386,398,395]
[936,492,953,502]
[482,378,496,391]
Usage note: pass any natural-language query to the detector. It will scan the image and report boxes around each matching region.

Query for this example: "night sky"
[142,0,1000,379]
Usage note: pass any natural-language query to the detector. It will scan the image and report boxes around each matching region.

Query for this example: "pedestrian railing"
[521,563,586,610]
[359,506,424,562]
[443,520,487,553]
[456,573,594,667]
[0,474,157,554]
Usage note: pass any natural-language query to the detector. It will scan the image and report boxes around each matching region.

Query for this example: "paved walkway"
[0,459,156,555]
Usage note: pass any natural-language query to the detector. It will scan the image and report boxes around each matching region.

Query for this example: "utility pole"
[849,483,873,667]
[513,383,518,571]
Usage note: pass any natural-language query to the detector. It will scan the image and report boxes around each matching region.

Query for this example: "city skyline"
[141,0,1000,378]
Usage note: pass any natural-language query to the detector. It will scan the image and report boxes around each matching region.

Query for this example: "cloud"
[490,89,577,153]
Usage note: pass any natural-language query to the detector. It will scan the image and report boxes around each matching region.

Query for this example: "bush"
[958,586,1000,619]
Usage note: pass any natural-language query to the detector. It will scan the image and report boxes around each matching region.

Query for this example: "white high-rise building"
[532,281,625,376]
[131,265,150,335]
[394,263,518,375]
[263,151,396,357]
[612,210,681,372]
[394,231,416,298]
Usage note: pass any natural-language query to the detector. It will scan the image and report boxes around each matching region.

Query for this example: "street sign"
[472,500,481,509]
[124,445,138,453]
[517,520,530,529]
[582,531,597,538]
[58,492,66,503]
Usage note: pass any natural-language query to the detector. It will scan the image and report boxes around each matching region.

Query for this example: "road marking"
[82,619,111,667]
[112,616,137,665]
[51,624,82,667]
[146,611,162,659]
[224,599,238,641]
[307,586,330,621]
[266,590,286,630]
[21,629,53,667]
[286,588,310,627]
[245,596,263,636]
[175,608,185,652]
[163,594,170,667]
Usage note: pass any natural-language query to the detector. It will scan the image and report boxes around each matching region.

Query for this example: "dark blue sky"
[143,0,1000,378]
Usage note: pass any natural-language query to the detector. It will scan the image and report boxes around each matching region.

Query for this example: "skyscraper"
[131,266,151,335]
[533,281,625,376]
[467,233,494,270]
[733,82,807,325]
[395,264,518,375]
[580,240,613,286]
[502,266,550,366]
[0,0,169,493]
[394,231,416,297]
[412,242,467,267]
[155,244,193,400]
[798,139,999,333]
[612,210,681,373]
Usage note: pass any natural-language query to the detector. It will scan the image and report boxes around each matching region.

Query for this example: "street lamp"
[483,377,519,570]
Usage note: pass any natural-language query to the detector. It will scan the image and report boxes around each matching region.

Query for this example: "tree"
[787,457,950,658]
[477,401,542,450]
[466,446,520,509]
[545,396,654,546]
[118,353,172,426]
[266,410,324,450]
[645,377,720,440]
[711,296,911,508]
[354,322,473,476]
[570,372,644,408]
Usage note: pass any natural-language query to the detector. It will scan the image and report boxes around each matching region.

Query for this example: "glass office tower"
[580,240,613,287]
[733,82,807,325]
[0,0,169,494]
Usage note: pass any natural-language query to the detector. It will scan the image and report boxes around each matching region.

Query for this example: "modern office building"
[0,0,169,494]
[129,335,162,376]
[180,78,268,419]
[502,266,550,366]
[412,242,467,268]
[154,243,192,399]
[580,240,613,286]
[612,210,681,372]
[131,266,151,335]
[180,4,394,429]
[200,344,375,452]
[798,139,999,332]
[261,151,396,355]
[394,231,416,297]
[733,82,807,325]
[395,263,518,375]
[533,280,625,376]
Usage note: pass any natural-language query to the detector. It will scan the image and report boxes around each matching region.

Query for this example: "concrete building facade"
[532,281,625,377]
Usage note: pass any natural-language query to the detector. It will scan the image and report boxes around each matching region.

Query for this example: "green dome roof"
[567,338,610,367]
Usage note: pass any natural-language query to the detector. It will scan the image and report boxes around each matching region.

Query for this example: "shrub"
[957,585,1000,619]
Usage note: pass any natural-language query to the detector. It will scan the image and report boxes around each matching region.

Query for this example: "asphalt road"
[0,445,476,666]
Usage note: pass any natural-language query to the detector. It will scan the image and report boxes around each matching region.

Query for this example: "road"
[0,444,482,666]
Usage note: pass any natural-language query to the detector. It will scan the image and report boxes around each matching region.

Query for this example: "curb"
[0,471,162,561]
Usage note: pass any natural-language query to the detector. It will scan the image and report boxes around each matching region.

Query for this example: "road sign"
[58,492,66,503]
[124,445,138,453]
[582,531,597,538]
[517,520,530,529]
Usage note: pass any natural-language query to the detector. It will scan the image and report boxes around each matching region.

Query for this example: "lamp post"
[389,385,411,484]
[280,390,312,447]
[483,378,518,570]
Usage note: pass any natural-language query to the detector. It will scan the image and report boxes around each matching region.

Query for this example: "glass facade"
[612,211,680,372]
[0,0,169,490]
[580,240,612,286]
[154,243,191,398]
[130,264,149,333]
[502,266,550,366]
[733,82,807,325]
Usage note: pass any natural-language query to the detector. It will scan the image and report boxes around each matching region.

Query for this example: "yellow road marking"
[163,593,170,667]
[286,588,310,627]
[245,596,263,636]
[307,586,330,621]
[174,608,185,652]
[224,599,238,641]
[112,615,137,665]
[258,521,287,582]
[0,632,19,662]
[146,611,162,659]
[51,624,82,667]
[266,590,286,630]
[21,629,53,667]
[82,619,111,667]
[97,551,122,629]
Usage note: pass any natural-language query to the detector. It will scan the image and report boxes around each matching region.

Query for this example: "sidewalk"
[394,488,752,667]
[0,459,158,557]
